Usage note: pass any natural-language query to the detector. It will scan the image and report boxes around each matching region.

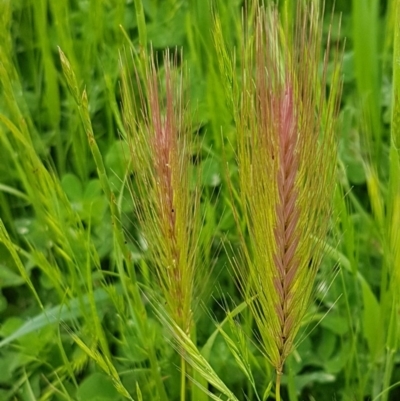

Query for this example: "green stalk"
[181,355,186,401]
[133,0,147,54]
[276,372,282,401]
[352,0,382,160]
[392,0,400,153]
[381,349,395,401]
[281,0,294,41]
[379,3,400,400]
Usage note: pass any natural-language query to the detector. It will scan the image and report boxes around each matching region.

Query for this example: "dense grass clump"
[0,0,399,400]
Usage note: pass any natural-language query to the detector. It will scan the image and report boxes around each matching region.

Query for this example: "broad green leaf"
[320,313,349,336]
[0,264,25,287]
[360,276,382,360]
[61,173,83,202]
[77,373,121,401]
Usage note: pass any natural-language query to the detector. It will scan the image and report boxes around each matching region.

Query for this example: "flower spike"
[232,1,342,385]
[122,50,201,335]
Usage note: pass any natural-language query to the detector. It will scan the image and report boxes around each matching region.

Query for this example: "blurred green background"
[0,0,399,400]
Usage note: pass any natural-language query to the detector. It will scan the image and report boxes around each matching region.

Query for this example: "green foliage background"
[0,0,399,400]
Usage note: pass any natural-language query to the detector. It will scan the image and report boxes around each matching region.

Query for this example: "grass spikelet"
[231,2,342,395]
[122,49,200,335]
